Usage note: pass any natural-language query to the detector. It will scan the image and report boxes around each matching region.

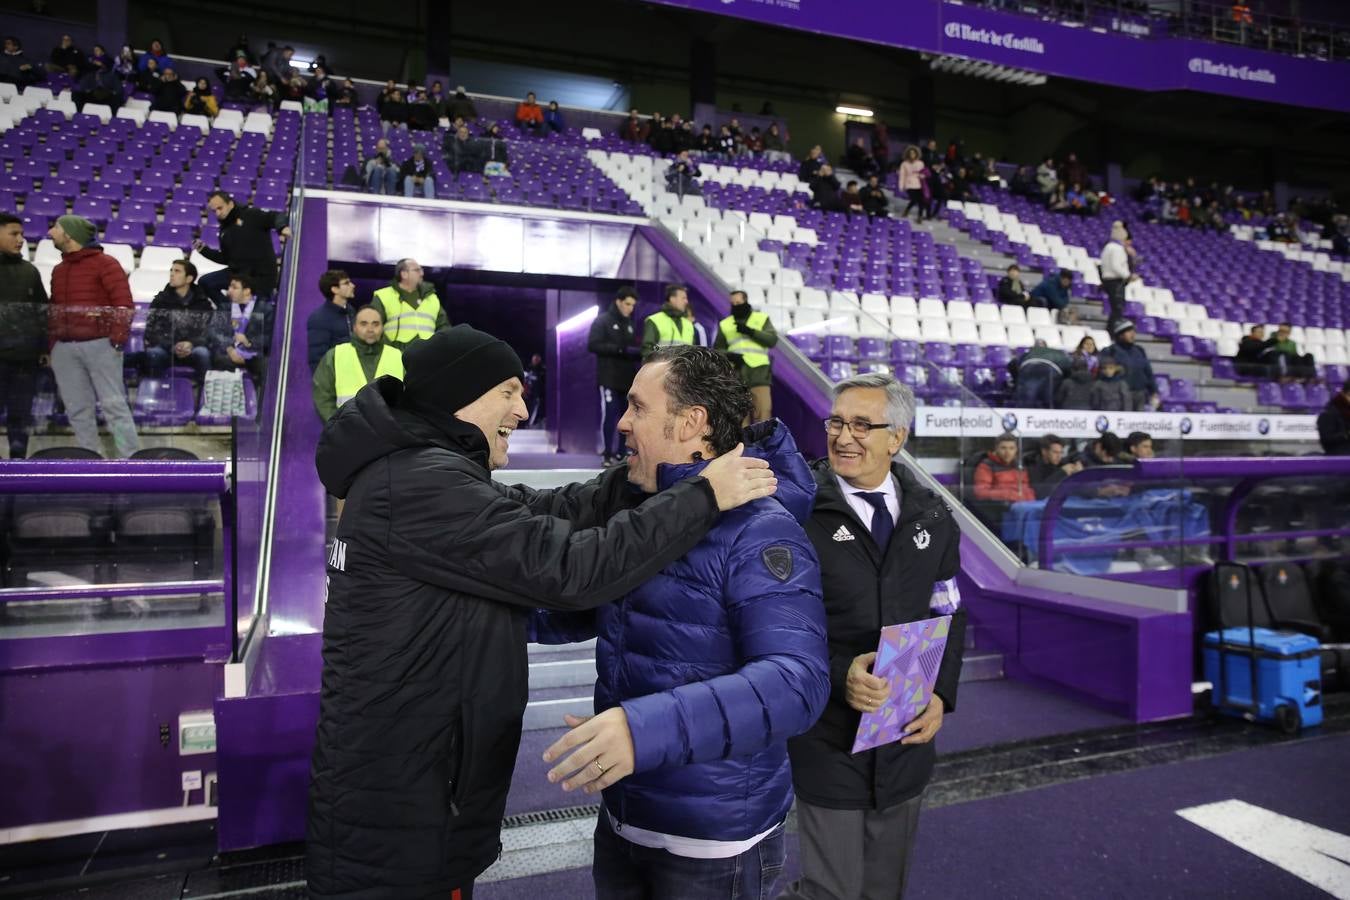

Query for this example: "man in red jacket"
[972,433,1034,503]
[47,215,141,458]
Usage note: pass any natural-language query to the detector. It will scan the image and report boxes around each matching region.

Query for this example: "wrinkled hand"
[543,708,635,795]
[901,694,945,745]
[845,651,890,714]
[700,443,776,511]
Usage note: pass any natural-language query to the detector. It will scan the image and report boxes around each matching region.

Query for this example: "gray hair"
[832,372,916,437]
[395,258,419,279]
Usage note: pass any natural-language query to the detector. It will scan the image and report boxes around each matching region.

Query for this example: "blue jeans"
[366,164,399,195]
[404,175,435,198]
[592,812,786,900]
[145,345,211,381]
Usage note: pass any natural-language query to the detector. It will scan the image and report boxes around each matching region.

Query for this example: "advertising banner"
[913,406,1321,441]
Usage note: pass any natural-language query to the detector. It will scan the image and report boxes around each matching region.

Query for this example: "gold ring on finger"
[594,759,607,776]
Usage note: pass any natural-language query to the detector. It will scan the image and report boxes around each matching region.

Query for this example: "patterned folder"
[851,615,952,754]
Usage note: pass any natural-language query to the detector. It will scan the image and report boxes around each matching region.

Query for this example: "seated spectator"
[1091,357,1132,411]
[306,269,356,372]
[650,115,677,154]
[1047,182,1071,213]
[1070,431,1123,469]
[114,45,137,81]
[798,145,826,183]
[151,68,188,113]
[424,81,447,120]
[1009,164,1037,197]
[997,264,1032,308]
[841,180,865,215]
[620,109,649,143]
[1120,431,1154,462]
[312,305,403,422]
[400,144,436,199]
[845,137,879,180]
[1099,319,1159,410]
[809,164,843,212]
[1317,381,1350,455]
[222,57,258,101]
[87,43,113,74]
[446,85,477,122]
[696,124,717,155]
[666,150,702,196]
[1268,322,1317,382]
[144,260,215,382]
[444,124,482,174]
[715,123,736,159]
[543,100,565,134]
[862,175,889,217]
[1065,182,1094,215]
[137,38,173,73]
[515,91,544,131]
[248,70,276,108]
[480,123,510,169]
[185,78,220,117]
[211,274,274,386]
[1023,434,1083,500]
[331,77,358,112]
[761,123,789,163]
[677,118,698,152]
[375,79,398,114]
[260,44,294,85]
[73,59,123,111]
[1010,339,1070,408]
[898,146,928,221]
[136,56,163,93]
[1036,156,1058,200]
[921,138,941,167]
[1235,324,1275,378]
[1059,152,1088,190]
[379,89,408,134]
[48,34,83,76]
[743,126,764,157]
[304,67,332,115]
[973,434,1036,517]
[1030,268,1074,318]
[364,138,400,195]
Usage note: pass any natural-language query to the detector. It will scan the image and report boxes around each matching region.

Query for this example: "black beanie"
[400,325,525,418]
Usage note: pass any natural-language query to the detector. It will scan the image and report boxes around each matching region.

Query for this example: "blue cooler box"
[1203,627,1322,731]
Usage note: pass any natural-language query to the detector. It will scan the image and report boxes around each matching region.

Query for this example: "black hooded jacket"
[198,203,288,296]
[306,377,723,898]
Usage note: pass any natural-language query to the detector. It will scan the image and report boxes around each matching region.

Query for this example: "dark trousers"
[0,359,38,459]
[779,794,923,900]
[198,269,233,308]
[593,812,787,900]
[145,345,212,381]
[1102,277,1127,327]
[903,189,926,220]
[599,385,627,458]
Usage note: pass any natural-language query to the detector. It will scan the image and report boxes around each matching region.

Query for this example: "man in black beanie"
[307,325,778,900]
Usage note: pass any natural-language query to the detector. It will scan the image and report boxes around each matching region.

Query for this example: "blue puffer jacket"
[534,420,830,841]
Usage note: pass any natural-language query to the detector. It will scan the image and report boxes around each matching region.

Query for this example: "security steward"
[714,288,778,424]
[312,304,403,422]
[369,257,449,348]
[782,371,967,900]
[640,283,695,360]
[307,325,778,900]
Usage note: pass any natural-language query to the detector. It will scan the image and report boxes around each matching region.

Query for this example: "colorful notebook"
[851,614,952,754]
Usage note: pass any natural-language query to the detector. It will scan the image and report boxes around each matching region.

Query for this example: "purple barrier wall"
[642,0,1350,113]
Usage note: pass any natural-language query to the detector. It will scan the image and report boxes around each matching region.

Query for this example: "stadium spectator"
[304,67,332,115]
[312,305,403,422]
[2,36,41,88]
[73,58,122,111]
[650,115,677,154]
[1100,319,1159,410]
[144,259,215,382]
[543,100,565,134]
[696,123,717,156]
[331,77,357,112]
[588,286,641,467]
[641,284,695,360]
[1070,335,1099,376]
[1235,323,1275,378]
[921,138,941,167]
[370,258,449,349]
[1122,431,1154,462]
[1065,183,1095,215]
[151,68,188,113]
[1070,431,1123,469]
[137,38,173,73]
[211,274,274,386]
[744,126,764,157]
[862,174,889,217]
[185,78,220,117]
[1056,349,1096,410]
[249,70,277,108]
[0,212,48,460]
[515,91,544,132]
[1031,268,1075,319]
[481,123,511,169]
[845,137,879,180]
[1009,165,1036,197]
[424,81,447,120]
[1268,322,1317,382]
[379,89,408,133]
[48,34,83,76]
[1036,156,1059,199]
[225,34,254,65]
[1059,152,1088,189]
[444,125,481,174]
[221,57,256,101]
[195,191,290,305]
[871,122,891,171]
[1091,357,1133,411]
[715,289,779,424]
[809,164,843,212]
[716,123,737,159]
[1318,382,1350,455]
[798,145,826,183]
[997,263,1033,308]
[1009,339,1070,408]
[307,269,357,372]
[114,45,136,80]
[400,144,436,199]
[841,180,866,215]
[87,43,113,73]
[973,435,1035,516]
[784,373,962,900]
[46,215,140,458]
[898,146,928,221]
[446,85,478,122]
[762,123,789,163]
[619,109,649,143]
[260,44,294,85]
[1099,220,1134,326]
[362,138,400,195]
[665,150,702,197]
[1024,434,1083,499]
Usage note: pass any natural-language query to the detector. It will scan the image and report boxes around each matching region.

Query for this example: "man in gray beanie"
[399,142,435,199]
[308,324,778,900]
[47,214,140,457]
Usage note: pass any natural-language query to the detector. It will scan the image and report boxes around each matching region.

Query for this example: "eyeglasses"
[824,417,891,439]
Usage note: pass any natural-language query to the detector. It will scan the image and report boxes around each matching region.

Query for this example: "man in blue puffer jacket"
[534,345,830,899]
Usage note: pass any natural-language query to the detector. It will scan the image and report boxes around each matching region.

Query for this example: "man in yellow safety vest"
[370,258,449,348]
[714,289,778,424]
[313,304,405,421]
[640,283,696,360]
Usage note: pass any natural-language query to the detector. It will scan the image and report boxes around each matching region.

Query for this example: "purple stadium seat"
[103,221,147,248]
[24,193,67,220]
[1280,383,1306,408]
[788,333,822,358]
[923,342,955,366]
[856,337,888,361]
[1211,358,1237,380]
[826,360,855,383]
[72,197,112,227]
[133,377,196,427]
[1257,382,1281,406]
[822,335,856,361]
[21,213,49,242]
